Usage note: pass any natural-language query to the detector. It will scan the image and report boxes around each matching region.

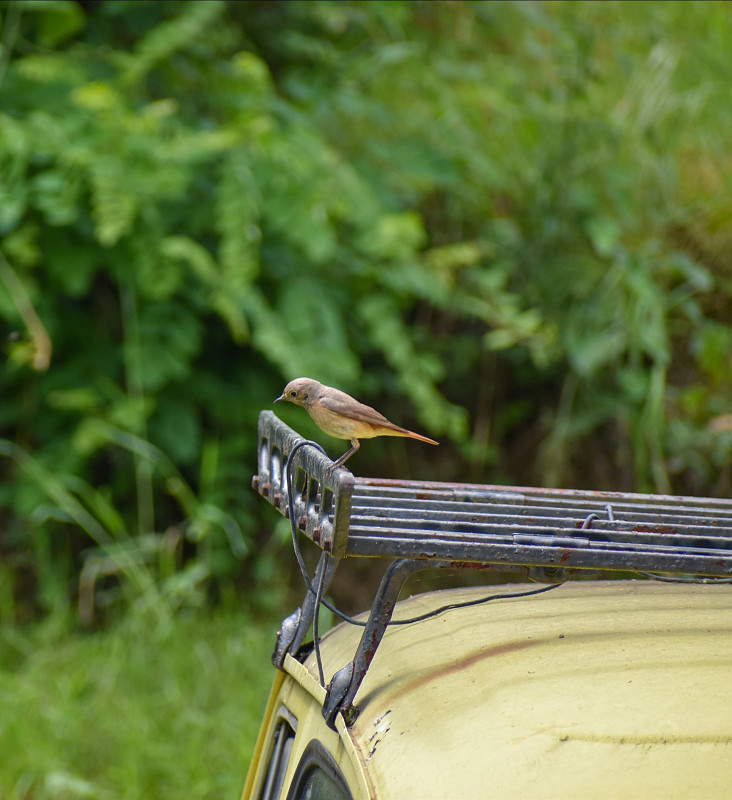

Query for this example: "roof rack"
[254,411,732,575]
[253,410,732,728]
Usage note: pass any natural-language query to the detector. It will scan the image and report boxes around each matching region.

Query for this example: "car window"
[258,716,296,800]
[287,742,352,800]
[293,766,351,800]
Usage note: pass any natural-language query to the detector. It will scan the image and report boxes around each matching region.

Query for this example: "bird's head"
[275,377,321,408]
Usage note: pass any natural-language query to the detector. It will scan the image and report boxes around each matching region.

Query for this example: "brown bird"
[275,377,438,466]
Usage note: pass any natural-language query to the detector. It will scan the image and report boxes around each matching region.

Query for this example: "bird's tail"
[387,427,438,445]
[405,430,439,445]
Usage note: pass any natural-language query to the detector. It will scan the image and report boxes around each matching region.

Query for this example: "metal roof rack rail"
[253,410,732,728]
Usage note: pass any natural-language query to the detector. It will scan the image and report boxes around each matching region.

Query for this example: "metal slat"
[351,486,732,520]
[354,477,732,510]
[345,514,732,550]
[344,522,732,556]
[350,504,732,534]
[344,528,732,574]
[348,507,732,538]
[352,490,732,517]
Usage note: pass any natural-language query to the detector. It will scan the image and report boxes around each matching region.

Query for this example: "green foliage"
[1,0,732,623]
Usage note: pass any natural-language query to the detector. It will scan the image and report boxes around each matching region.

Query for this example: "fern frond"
[122,0,226,85]
[215,150,261,284]
[358,294,467,439]
[159,236,217,283]
[90,158,138,247]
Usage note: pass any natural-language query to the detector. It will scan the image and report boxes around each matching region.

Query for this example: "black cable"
[286,440,367,626]
[389,581,564,624]
[313,555,328,686]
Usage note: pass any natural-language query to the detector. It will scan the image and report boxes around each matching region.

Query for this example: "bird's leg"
[334,438,360,467]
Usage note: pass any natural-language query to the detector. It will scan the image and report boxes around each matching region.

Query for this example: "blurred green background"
[1,0,731,796]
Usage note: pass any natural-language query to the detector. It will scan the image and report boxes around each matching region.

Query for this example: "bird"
[275,377,438,466]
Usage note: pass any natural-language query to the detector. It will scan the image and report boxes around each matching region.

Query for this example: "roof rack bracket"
[323,558,440,730]
[273,552,339,669]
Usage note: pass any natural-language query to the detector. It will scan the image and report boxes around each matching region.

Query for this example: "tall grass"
[0,610,278,799]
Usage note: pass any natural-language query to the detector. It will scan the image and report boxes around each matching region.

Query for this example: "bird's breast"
[307,403,381,439]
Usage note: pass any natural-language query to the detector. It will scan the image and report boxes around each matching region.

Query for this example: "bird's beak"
[274,394,285,403]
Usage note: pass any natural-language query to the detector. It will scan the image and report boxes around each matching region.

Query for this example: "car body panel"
[243,654,371,799]
[245,580,732,799]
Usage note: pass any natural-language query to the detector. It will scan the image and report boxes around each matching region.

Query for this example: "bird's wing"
[319,394,398,429]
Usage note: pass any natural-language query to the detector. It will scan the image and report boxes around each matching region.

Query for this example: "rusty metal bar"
[322,558,433,730]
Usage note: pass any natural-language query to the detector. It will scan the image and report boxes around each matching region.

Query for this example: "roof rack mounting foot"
[528,566,570,583]
[323,558,445,730]
[273,552,339,669]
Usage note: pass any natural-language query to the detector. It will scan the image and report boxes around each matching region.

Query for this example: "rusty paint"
[363,638,546,711]
[633,525,679,534]
[365,710,392,761]
[445,561,494,571]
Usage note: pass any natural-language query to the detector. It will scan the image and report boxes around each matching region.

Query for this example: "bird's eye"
[290,390,297,397]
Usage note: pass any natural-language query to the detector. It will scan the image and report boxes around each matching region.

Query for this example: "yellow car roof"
[295,579,732,800]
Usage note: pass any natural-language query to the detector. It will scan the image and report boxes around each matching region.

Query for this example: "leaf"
[565,327,627,377]
[276,277,360,385]
[159,236,217,283]
[585,216,620,258]
[19,0,85,48]
[133,227,184,301]
[257,129,340,264]
[89,157,139,247]
[0,114,30,232]
[215,150,261,285]
[122,0,227,85]
[150,393,201,465]
[127,302,203,392]
[241,287,304,378]
[31,167,82,226]
[357,211,426,261]
[358,295,467,439]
